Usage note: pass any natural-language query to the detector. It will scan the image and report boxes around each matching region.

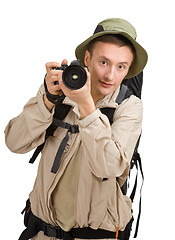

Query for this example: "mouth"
[99,80,113,88]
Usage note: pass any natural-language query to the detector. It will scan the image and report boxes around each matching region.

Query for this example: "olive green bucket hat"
[75,18,148,79]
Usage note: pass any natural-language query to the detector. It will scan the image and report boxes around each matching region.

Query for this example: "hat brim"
[75,31,148,79]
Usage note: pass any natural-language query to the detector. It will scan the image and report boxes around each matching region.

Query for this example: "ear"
[84,50,90,67]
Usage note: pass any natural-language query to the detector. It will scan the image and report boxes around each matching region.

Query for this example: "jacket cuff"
[37,89,55,120]
[77,109,101,128]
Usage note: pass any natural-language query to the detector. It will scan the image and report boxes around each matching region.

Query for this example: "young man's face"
[84,41,134,102]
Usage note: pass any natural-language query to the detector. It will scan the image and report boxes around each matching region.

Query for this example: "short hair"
[87,34,136,59]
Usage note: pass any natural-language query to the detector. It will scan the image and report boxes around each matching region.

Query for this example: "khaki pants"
[31,231,119,240]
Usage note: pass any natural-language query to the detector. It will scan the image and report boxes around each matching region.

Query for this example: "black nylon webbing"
[29,118,62,164]
[29,143,45,163]
[51,130,69,173]
[133,153,144,238]
[51,122,79,173]
[116,84,129,104]
[19,204,117,240]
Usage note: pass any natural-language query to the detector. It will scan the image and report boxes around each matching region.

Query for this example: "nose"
[104,66,115,81]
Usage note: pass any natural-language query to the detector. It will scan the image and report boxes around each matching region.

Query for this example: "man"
[5,18,148,240]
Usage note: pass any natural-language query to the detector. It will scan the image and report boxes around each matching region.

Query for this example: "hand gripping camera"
[53,60,87,90]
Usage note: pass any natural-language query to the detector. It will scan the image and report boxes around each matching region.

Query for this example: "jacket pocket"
[99,207,118,231]
[100,180,132,231]
[107,207,118,226]
[116,182,132,231]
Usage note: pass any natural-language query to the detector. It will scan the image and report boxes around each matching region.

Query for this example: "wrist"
[44,76,63,104]
[43,94,55,111]
[78,97,96,119]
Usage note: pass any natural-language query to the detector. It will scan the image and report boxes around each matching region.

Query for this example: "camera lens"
[62,65,87,90]
[72,74,79,80]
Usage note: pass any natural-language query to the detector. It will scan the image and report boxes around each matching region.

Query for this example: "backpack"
[20,72,144,240]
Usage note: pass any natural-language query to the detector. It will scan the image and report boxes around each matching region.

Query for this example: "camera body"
[53,60,87,90]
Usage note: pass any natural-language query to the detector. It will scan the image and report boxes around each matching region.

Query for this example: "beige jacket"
[5,84,142,235]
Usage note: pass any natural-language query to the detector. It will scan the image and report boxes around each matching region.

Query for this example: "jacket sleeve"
[77,95,142,182]
[4,84,54,154]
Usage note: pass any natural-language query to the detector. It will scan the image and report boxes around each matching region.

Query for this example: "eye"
[118,65,125,70]
[100,60,107,66]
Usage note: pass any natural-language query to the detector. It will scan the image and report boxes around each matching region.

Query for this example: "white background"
[0,0,175,239]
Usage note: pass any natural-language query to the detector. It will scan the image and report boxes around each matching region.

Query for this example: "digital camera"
[53,60,87,90]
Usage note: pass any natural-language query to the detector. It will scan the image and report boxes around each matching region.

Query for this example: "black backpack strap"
[29,117,64,164]
[50,121,79,173]
[31,117,79,174]
[29,98,72,164]
[29,143,45,163]
[116,84,132,105]
[100,108,115,125]
[19,200,118,240]
[29,118,60,163]
[122,71,143,99]
[122,135,143,239]
[131,150,144,238]
[100,84,133,125]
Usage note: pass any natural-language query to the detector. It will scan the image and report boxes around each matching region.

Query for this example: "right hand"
[45,59,68,95]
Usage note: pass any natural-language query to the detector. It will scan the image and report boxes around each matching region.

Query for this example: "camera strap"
[44,77,65,104]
